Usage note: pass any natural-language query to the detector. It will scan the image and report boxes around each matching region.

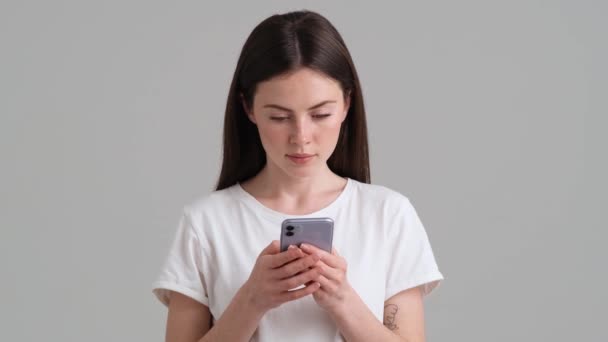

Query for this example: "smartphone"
[280,217,334,253]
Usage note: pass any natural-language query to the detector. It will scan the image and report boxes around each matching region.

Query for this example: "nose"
[289,117,311,146]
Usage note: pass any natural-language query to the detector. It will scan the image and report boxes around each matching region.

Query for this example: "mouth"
[286,154,315,164]
[287,153,315,158]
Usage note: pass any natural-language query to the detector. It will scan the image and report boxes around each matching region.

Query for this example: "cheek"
[257,125,285,148]
[319,120,343,142]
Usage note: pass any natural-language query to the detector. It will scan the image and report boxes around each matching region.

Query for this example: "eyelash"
[270,114,331,121]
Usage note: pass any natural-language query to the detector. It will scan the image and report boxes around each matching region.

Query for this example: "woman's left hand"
[300,243,356,314]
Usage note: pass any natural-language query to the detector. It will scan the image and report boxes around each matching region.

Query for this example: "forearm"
[199,288,264,342]
[330,293,405,342]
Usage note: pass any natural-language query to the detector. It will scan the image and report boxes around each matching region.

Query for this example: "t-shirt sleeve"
[385,196,444,301]
[152,209,209,307]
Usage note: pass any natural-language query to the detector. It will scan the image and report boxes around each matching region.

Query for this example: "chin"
[281,163,321,179]
[265,154,326,179]
[283,167,316,178]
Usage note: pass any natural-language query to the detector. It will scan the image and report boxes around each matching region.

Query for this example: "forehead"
[253,68,344,107]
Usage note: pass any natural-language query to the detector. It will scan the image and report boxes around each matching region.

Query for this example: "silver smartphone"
[280,217,334,253]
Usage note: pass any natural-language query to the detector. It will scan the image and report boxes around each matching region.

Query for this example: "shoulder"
[348,178,413,209]
[180,185,241,220]
[346,179,421,231]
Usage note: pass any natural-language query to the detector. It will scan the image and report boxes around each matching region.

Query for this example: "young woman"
[152,10,443,342]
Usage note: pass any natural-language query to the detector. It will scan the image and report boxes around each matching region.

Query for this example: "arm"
[164,241,321,342]
[197,288,264,342]
[382,287,425,341]
[165,291,212,342]
[329,286,425,342]
[300,243,426,342]
[165,288,263,342]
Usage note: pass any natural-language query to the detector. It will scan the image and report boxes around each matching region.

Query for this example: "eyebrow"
[262,100,336,112]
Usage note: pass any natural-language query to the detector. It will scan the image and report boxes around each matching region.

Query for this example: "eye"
[312,114,331,119]
[270,116,289,121]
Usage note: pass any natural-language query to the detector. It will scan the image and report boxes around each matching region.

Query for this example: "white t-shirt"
[152,178,444,341]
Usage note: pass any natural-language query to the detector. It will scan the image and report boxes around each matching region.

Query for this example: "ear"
[342,90,351,122]
[240,93,256,124]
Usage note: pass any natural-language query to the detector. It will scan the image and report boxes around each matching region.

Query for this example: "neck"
[248,164,344,200]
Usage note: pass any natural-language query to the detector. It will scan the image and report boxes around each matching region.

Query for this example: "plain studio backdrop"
[1,1,605,341]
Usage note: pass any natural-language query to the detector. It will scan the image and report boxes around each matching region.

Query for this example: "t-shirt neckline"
[233,177,353,223]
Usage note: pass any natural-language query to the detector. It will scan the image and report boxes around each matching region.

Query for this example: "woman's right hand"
[241,240,321,313]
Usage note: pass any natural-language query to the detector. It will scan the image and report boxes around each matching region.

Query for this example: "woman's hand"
[300,243,356,315]
[241,240,321,314]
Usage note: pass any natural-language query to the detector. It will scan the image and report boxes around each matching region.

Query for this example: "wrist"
[328,285,361,318]
[327,288,384,341]
[237,281,268,318]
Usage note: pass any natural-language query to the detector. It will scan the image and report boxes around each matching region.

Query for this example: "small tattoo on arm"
[384,304,399,331]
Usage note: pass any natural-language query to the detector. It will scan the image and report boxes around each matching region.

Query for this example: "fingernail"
[288,245,296,250]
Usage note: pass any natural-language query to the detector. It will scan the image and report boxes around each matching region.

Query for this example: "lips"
[286,154,315,164]
[287,154,314,158]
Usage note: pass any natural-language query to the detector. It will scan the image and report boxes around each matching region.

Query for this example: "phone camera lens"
[286,226,295,231]
[286,231,294,236]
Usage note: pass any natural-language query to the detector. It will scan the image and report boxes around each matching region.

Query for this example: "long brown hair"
[215,10,370,190]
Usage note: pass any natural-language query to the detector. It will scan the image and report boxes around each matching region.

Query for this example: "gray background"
[1,1,605,341]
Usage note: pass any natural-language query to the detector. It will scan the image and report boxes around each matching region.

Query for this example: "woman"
[152,10,443,342]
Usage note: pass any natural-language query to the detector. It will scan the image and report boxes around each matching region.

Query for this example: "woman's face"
[244,67,350,179]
